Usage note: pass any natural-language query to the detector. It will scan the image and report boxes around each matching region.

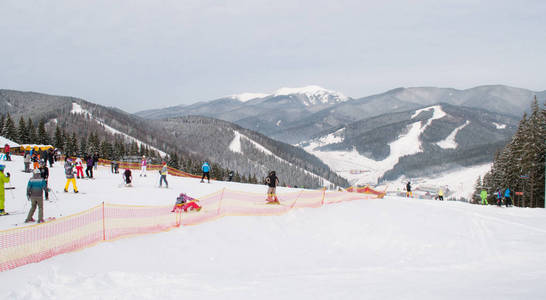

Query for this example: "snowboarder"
[171,193,201,212]
[75,157,84,179]
[406,181,412,198]
[24,151,31,173]
[25,169,47,223]
[159,161,168,188]
[480,189,488,205]
[496,189,502,206]
[504,188,512,207]
[4,144,11,161]
[85,156,94,178]
[39,161,49,201]
[124,168,133,187]
[0,164,11,216]
[265,171,279,204]
[64,158,78,193]
[140,156,147,177]
[201,161,210,183]
[438,188,444,201]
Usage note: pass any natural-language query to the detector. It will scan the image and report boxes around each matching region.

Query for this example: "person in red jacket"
[171,193,201,212]
[4,144,11,161]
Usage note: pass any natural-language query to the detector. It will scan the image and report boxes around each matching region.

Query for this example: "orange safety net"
[346,186,386,198]
[0,188,376,272]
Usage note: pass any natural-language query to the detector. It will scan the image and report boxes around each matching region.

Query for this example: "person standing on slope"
[159,161,168,188]
[496,189,502,206]
[39,161,50,201]
[4,144,11,161]
[75,157,84,179]
[64,158,78,193]
[406,181,412,198]
[504,188,512,207]
[0,164,11,216]
[480,189,488,205]
[25,169,47,223]
[140,155,147,177]
[438,188,444,201]
[201,161,210,183]
[24,151,31,173]
[265,171,280,204]
[85,156,94,178]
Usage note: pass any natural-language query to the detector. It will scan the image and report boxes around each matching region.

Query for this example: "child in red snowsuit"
[171,193,202,212]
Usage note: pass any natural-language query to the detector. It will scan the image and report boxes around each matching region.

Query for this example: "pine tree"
[4,113,17,142]
[54,125,64,150]
[18,117,28,144]
[79,136,88,157]
[0,114,5,136]
[27,118,37,143]
[37,119,49,145]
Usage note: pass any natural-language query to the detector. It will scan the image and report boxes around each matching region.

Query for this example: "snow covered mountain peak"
[274,85,348,106]
[229,92,270,102]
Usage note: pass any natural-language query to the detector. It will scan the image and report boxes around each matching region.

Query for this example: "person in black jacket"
[406,181,412,198]
[39,161,49,200]
[265,171,279,204]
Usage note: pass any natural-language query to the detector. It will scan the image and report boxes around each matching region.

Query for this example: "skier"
[4,144,11,161]
[39,161,50,201]
[140,155,147,177]
[406,181,412,198]
[47,148,55,167]
[25,169,47,223]
[75,157,84,179]
[85,156,94,178]
[496,189,502,206]
[504,188,512,207]
[64,158,78,193]
[0,164,11,216]
[124,168,133,187]
[265,170,279,204]
[171,193,201,212]
[201,161,210,183]
[438,188,444,201]
[480,189,488,205]
[31,152,40,170]
[159,161,168,188]
[24,151,31,173]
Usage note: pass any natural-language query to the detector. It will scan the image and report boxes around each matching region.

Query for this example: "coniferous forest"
[474,97,545,207]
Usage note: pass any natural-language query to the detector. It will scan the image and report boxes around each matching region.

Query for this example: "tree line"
[473,97,545,207]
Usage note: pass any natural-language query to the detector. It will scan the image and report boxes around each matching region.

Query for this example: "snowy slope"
[1,156,546,299]
[303,105,447,185]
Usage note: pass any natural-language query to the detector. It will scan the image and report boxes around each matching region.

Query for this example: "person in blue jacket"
[504,188,512,207]
[26,169,47,223]
[201,162,210,183]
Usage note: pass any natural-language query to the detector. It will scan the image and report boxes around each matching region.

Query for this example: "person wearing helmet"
[265,171,279,204]
[171,193,201,212]
[25,169,47,223]
[159,161,168,188]
[0,164,11,215]
[64,158,78,193]
[140,155,147,177]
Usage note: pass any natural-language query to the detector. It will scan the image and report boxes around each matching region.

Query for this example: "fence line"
[0,188,376,272]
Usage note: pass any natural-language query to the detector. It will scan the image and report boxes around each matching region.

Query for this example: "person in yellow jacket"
[64,159,79,193]
[438,188,444,201]
[159,161,168,188]
[480,189,488,205]
[0,164,11,215]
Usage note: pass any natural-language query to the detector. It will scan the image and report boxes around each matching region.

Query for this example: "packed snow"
[71,103,166,156]
[436,120,470,149]
[1,155,546,299]
[0,136,19,147]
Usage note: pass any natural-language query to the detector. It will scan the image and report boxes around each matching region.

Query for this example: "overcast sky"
[1,0,545,112]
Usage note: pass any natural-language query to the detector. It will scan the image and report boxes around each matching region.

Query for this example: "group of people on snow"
[480,188,512,207]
